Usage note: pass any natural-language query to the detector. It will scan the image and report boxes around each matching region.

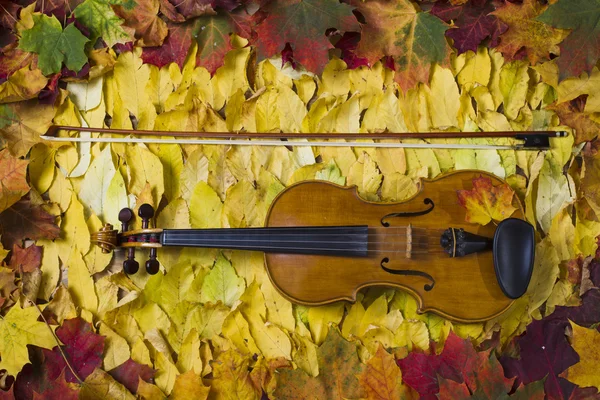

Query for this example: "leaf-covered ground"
[1,0,600,399]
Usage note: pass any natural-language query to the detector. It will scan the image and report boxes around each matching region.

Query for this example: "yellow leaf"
[404,146,441,178]
[131,338,152,367]
[58,194,90,263]
[562,322,600,390]
[125,143,164,206]
[95,276,119,317]
[180,149,208,202]
[157,198,190,230]
[176,329,203,374]
[149,143,182,203]
[67,250,98,314]
[37,239,60,301]
[80,368,136,400]
[557,67,600,113]
[291,332,319,377]
[347,152,382,200]
[45,284,78,324]
[427,64,460,129]
[477,110,513,132]
[307,303,345,345]
[0,302,56,376]
[358,345,414,400]
[457,47,491,90]
[137,379,166,400]
[536,156,572,234]
[1,99,55,157]
[315,159,346,185]
[0,66,48,103]
[318,57,350,98]
[146,64,175,114]
[104,168,129,228]
[278,85,307,132]
[28,143,56,194]
[527,238,560,316]
[155,351,179,395]
[293,75,316,105]
[144,261,194,314]
[393,320,429,351]
[454,143,505,178]
[317,94,360,133]
[200,253,245,306]
[361,90,408,133]
[114,49,156,129]
[256,86,280,132]
[222,310,261,356]
[170,370,210,400]
[133,302,171,336]
[99,322,130,371]
[190,181,223,228]
[381,173,418,201]
[499,61,529,120]
[256,59,293,90]
[68,76,103,112]
[210,349,259,400]
[231,250,266,287]
[212,47,252,110]
[261,281,295,332]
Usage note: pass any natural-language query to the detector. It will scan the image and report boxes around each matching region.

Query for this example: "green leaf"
[200,253,245,307]
[18,15,89,75]
[74,0,132,47]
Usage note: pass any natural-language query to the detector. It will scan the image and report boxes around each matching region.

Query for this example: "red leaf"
[34,0,84,22]
[32,370,79,400]
[9,244,42,273]
[0,195,60,250]
[43,318,105,383]
[254,0,359,74]
[430,0,507,54]
[108,358,156,393]
[334,32,369,69]
[500,318,580,400]
[141,20,196,69]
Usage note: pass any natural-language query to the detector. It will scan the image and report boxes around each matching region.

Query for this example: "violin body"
[264,170,528,323]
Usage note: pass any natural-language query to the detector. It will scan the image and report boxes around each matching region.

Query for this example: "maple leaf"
[491,0,569,65]
[0,44,38,81]
[0,267,17,309]
[536,0,600,80]
[9,244,42,273]
[108,358,156,393]
[0,195,60,250]
[561,321,600,391]
[210,349,260,399]
[171,370,210,399]
[195,8,255,74]
[113,0,168,47]
[18,14,89,75]
[254,0,359,74]
[141,20,195,68]
[334,32,369,69]
[33,0,85,21]
[500,318,580,400]
[80,368,136,400]
[43,317,105,383]
[32,370,79,400]
[430,0,507,54]
[73,0,133,47]
[0,302,56,376]
[350,0,450,92]
[274,328,366,400]
[547,97,600,144]
[160,0,215,20]
[0,0,20,31]
[457,175,517,225]
[0,99,55,158]
[550,290,600,329]
[0,148,29,214]
[357,344,415,400]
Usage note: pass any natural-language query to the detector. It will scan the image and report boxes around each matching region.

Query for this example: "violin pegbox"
[90,204,163,276]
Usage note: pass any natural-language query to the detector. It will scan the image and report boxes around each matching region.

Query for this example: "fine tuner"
[91,170,535,323]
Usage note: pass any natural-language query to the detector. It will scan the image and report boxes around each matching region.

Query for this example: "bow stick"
[43,125,567,150]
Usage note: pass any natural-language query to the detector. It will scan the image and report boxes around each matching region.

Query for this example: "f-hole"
[380,198,435,227]
[380,257,435,291]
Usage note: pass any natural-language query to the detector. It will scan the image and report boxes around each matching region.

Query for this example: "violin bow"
[42,125,567,150]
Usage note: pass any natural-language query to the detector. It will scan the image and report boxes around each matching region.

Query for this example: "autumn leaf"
[351,0,450,92]
[210,349,259,400]
[73,0,133,47]
[0,302,56,376]
[0,148,29,214]
[491,0,569,65]
[254,0,359,74]
[357,344,415,400]
[114,0,168,47]
[0,65,48,103]
[170,370,210,399]
[141,20,195,68]
[9,244,42,273]
[430,0,506,54]
[32,370,80,400]
[80,368,136,400]
[18,14,89,75]
[457,175,517,225]
[43,317,105,383]
[500,318,580,400]
[561,321,600,391]
[274,328,365,400]
[536,0,600,80]
[108,358,156,393]
[0,99,55,157]
[0,195,60,249]
[547,97,600,144]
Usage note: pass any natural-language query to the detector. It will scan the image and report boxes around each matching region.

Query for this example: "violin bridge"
[405,224,412,259]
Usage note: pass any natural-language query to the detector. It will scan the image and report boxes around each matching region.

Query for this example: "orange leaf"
[457,176,517,225]
[170,370,209,400]
[358,345,416,400]
[0,148,29,214]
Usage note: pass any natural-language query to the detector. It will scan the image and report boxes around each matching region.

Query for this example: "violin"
[92,170,535,323]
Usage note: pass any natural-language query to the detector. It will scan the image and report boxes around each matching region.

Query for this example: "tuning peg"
[123,249,139,274]
[118,208,134,231]
[138,204,154,229]
[146,248,160,275]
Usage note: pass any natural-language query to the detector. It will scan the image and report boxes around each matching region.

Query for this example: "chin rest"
[493,218,535,299]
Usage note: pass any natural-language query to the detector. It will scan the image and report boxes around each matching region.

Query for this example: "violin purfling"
[92,170,535,323]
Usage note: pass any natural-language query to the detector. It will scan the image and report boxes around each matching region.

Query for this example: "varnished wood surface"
[264,170,526,323]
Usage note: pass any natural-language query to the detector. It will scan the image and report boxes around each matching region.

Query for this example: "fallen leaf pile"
[1,0,599,398]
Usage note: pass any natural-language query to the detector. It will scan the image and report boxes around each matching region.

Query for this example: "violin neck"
[161,226,369,257]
